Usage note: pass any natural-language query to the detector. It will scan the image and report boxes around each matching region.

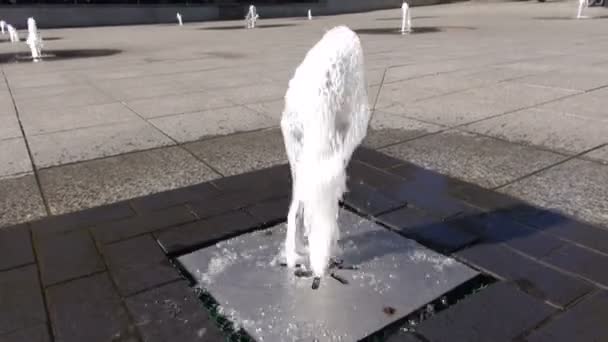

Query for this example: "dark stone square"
[414,282,555,342]
[352,147,404,169]
[189,189,282,220]
[155,210,260,255]
[91,206,196,244]
[0,324,51,342]
[211,164,291,195]
[103,235,181,297]
[46,273,136,342]
[526,290,608,342]
[30,202,135,238]
[386,331,424,342]
[36,229,105,286]
[343,181,405,216]
[0,265,47,335]
[245,197,290,225]
[125,281,224,342]
[347,161,405,190]
[542,243,608,287]
[129,182,221,214]
[0,224,35,271]
[379,206,478,253]
[457,243,593,307]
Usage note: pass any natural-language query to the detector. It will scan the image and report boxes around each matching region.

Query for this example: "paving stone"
[352,147,404,170]
[0,224,35,271]
[415,281,555,342]
[36,229,105,287]
[0,324,51,342]
[0,174,46,229]
[125,91,234,119]
[0,138,31,178]
[125,281,225,342]
[526,290,608,342]
[103,235,181,297]
[385,331,424,342]
[363,111,443,149]
[347,160,406,190]
[211,164,291,194]
[245,197,289,225]
[46,273,136,342]
[0,265,47,335]
[457,243,593,307]
[30,202,135,238]
[542,244,608,287]
[155,210,260,255]
[91,206,195,244]
[129,182,220,214]
[343,181,404,216]
[379,206,478,253]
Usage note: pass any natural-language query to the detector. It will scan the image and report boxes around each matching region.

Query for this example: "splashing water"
[577,0,588,19]
[26,18,43,62]
[401,1,412,34]
[245,5,259,29]
[308,9,312,20]
[281,26,371,277]
[176,13,183,26]
[7,24,19,43]
[0,21,6,35]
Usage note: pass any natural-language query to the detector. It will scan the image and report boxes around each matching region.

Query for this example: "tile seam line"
[0,69,51,217]
[491,143,608,191]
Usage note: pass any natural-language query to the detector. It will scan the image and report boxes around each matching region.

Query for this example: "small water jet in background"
[308,9,312,20]
[176,12,183,26]
[7,24,19,43]
[26,18,43,62]
[401,1,412,34]
[0,20,6,35]
[281,26,371,279]
[245,5,259,28]
[577,0,588,18]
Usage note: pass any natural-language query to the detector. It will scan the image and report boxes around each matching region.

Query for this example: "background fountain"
[281,26,371,278]
[7,25,19,43]
[401,1,412,34]
[245,5,259,28]
[0,20,6,35]
[577,0,588,18]
[26,18,43,62]
[308,9,312,20]
[177,12,183,26]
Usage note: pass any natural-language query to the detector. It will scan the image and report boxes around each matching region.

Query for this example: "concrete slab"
[539,88,608,122]
[178,209,478,342]
[39,146,220,215]
[184,128,287,176]
[14,87,114,115]
[583,146,608,165]
[28,119,174,168]
[463,107,608,155]
[149,105,275,144]
[19,102,140,136]
[125,91,235,119]
[364,111,443,148]
[381,130,566,188]
[0,174,46,228]
[510,68,608,92]
[0,138,32,178]
[0,115,22,141]
[501,158,608,227]
[244,99,284,121]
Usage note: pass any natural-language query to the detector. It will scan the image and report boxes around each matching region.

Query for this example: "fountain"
[0,20,6,35]
[176,13,183,26]
[577,0,588,18]
[281,26,371,278]
[245,5,259,29]
[26,18,43,62]
[7,25,19,43]
[308,9,312,20]
[401,1,412,34]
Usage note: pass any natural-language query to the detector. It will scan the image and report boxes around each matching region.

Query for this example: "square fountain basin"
[177,209,478,342]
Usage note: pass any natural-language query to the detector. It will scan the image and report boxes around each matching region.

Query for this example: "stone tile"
[0,324,51,342]
[149,105,275,143]
[211,83,286,105]
[28,119,174,168]
[363,111,443,148]
[129,182,221,214]
[379,206,478,253]
[46,273,136,342]
[0,224,35,271]
[0,115,21,140]
[245,197,290,225]
[125,281,225,342]
[30,202,135,238]
[539,90,607,122]
[415,282,555,342]
[464,107,607,155]
[15,87,113,113]
[501,158,608,227]
[244,99,284,120]
[103,235,180,296]
[352,147,404,170]
[125,91,234,119]
[36,230,105,287]
[0,138,32,178]
[0,265,46,335]
[382,130,566,188]
[386,331,424,342]
[0,175,46,229]
[347,160,406,190]
[210,164,291,197]
[542,243,608,287]
[39,146,219,215]
[91,206,196,244]
[19,102,140,136]
[526,291,608,342]
[155,210,259,255]
[511,68,608,91]
[343,181,404,216]
[184,128,287,176]
[457,243,593,307]
[583,145,608,164]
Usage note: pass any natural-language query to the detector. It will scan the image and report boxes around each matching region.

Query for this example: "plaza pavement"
[1,0,607,229]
